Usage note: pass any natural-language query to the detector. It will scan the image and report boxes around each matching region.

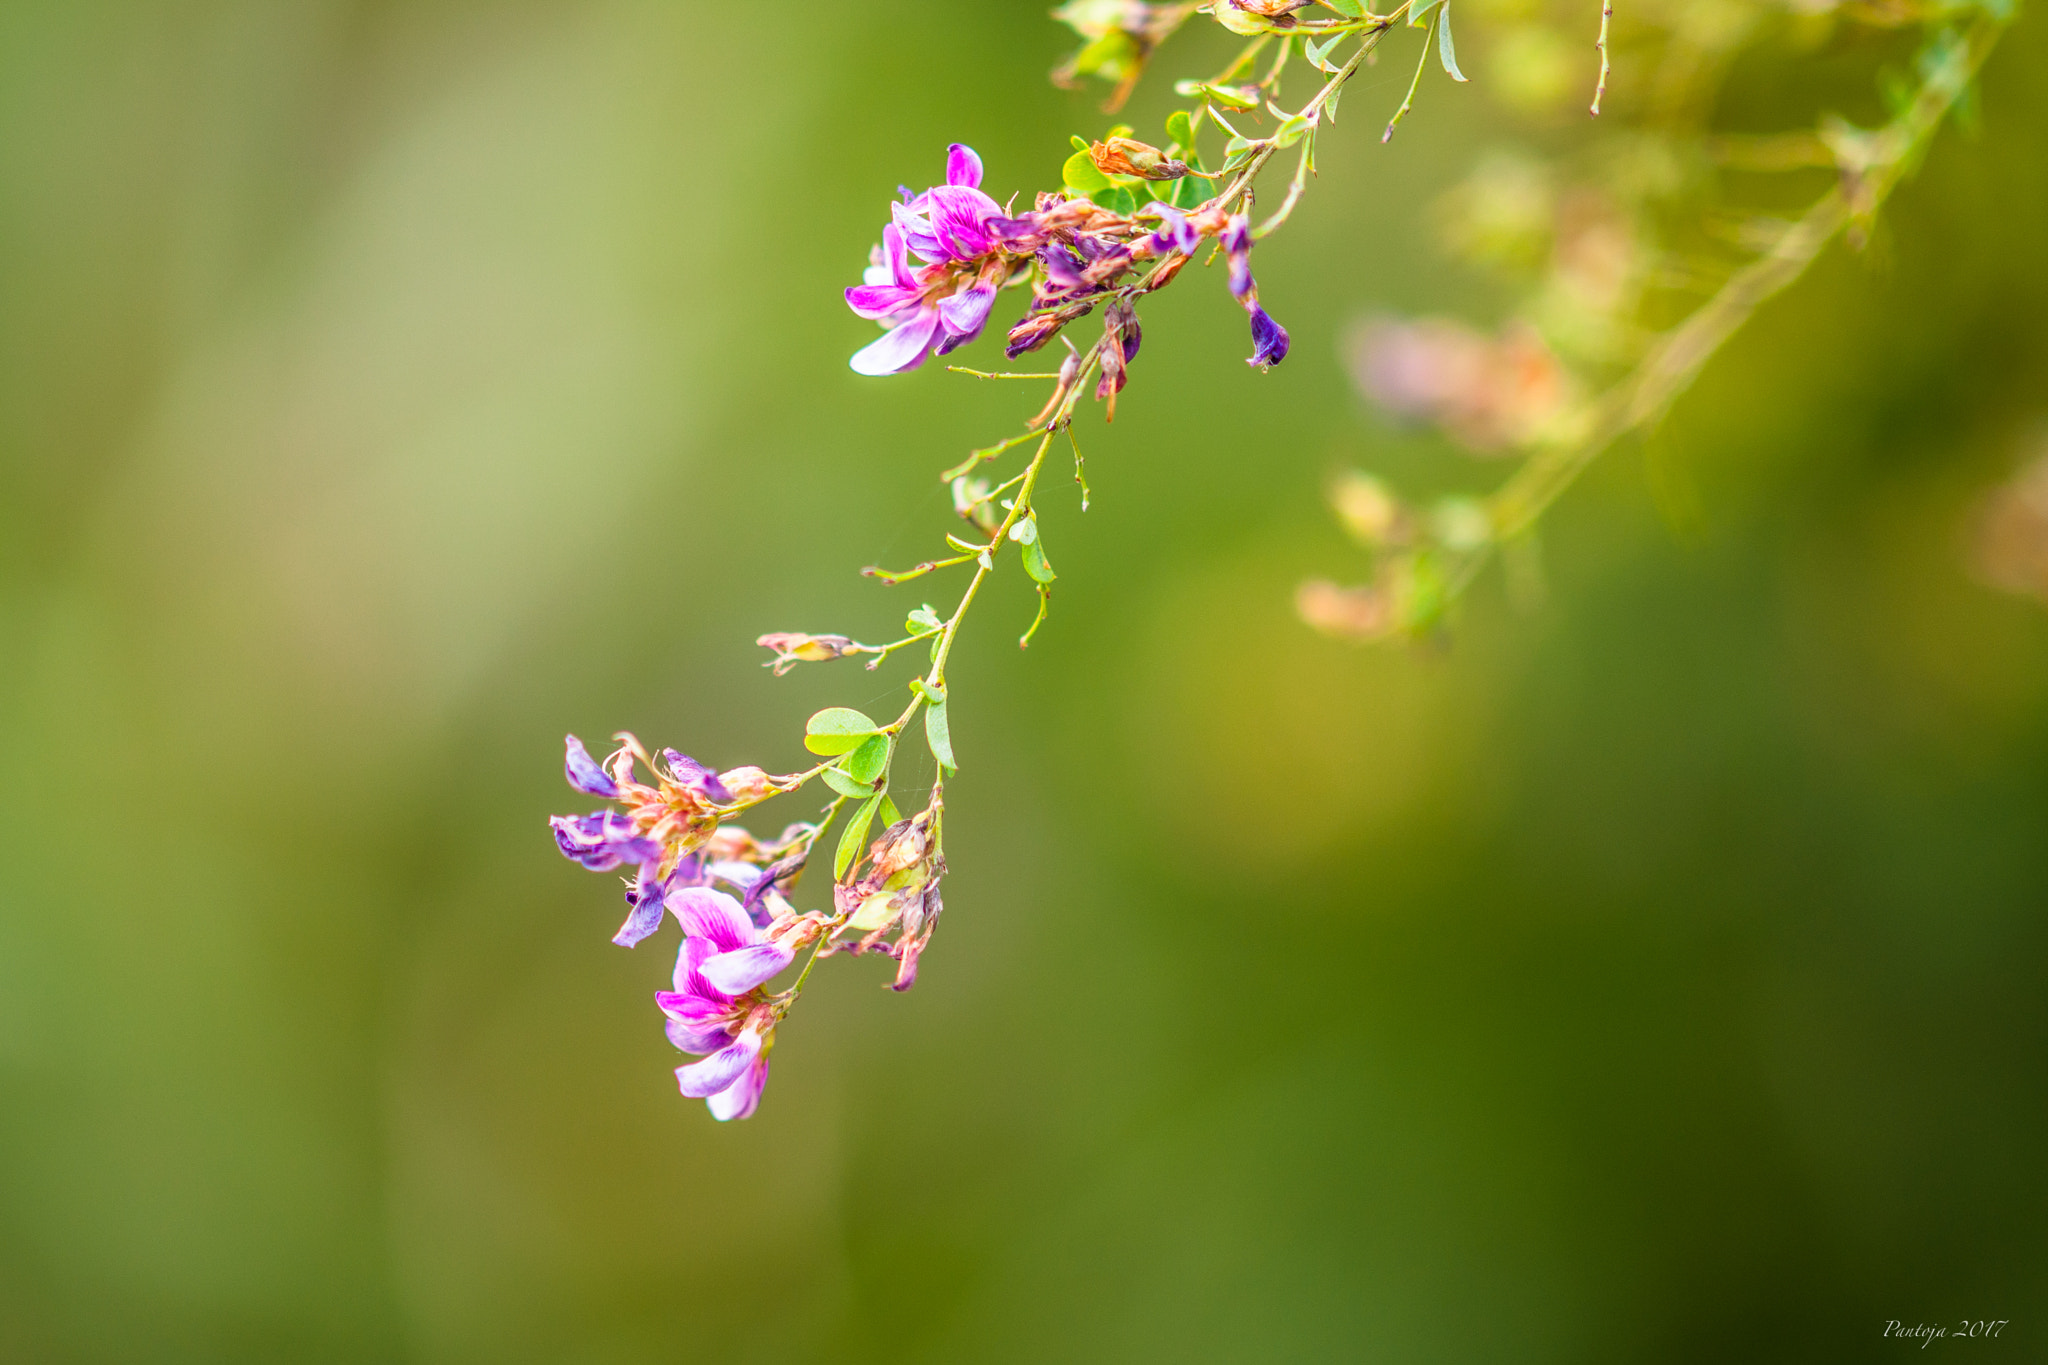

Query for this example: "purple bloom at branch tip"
[1220,212,1289,370]
[1249,306,1290,369]
[846,144,1014,375]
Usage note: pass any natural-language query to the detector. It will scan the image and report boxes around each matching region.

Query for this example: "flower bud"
[1088,137,1193,180]
[704,826,764,862]
[756,632,859,676]
[715,766,776,805]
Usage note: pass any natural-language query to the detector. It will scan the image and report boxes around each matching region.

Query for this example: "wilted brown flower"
[1089,136,1196,180]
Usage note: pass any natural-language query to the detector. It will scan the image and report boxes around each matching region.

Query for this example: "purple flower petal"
[1247,305,1290,369]
[613,866,666,947]
[706,860,764,892]
[946,143,983,190]
[666,886,761,955]
[660,750,732,803]
[1143,205,1201,256]
[938,286,996,340]
[850,308,941,376]
[706,1054,770,1121]
[891,202,947,265]
[1037,244,1085,290]
[563,735,619,797]
[550,812,660,872]
[700,941,796,995]
[676,1029,763,1098]
[661,1010,731,1056]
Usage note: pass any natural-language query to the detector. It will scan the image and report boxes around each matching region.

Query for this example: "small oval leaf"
[805,706,880,755]
[926,699,957,772]
[1022,536,1057,585]
[835,795,882,880]
[821,767,877,799]
[844,732,892,785]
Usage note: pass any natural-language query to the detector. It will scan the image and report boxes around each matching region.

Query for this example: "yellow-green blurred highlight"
[1,3,2045,1361]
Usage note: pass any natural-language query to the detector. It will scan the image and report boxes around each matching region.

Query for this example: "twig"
[1591,3,1612,117]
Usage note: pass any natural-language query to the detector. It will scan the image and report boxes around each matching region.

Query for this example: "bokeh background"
[2,2,2046,1361]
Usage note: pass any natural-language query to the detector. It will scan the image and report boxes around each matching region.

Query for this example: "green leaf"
[1165,109,1195,149]
[1273,114,1312,148]
[1224,135,1255,157]
[1070,134,1091,154]
[1091,185,1138,215]
[821,766,876,799]
[877,794,905,830]
[1323,0,1365,14]
[1436,2,1468,82]
[834,794,882,880]
[1175,79,1260,110]
[844,732,891,785]
[926,699,957,772]
[907,605,942,633]
[1303,36,1340,72]
[1022,536,1057,585]
[1408,0,1441,26]
[1063,150,1113,196]
[804,706,880,755]
[1169,175,1208,210]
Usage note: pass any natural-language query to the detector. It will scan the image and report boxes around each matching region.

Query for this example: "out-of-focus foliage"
[1,2,2045,1362]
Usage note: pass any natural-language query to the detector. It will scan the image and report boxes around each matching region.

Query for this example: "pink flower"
[844,144,1011,375]
[655,888,791,1120]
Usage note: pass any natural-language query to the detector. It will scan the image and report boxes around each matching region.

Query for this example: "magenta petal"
[655,986,729,1031]
[846,283,919,319]
[701,942,795,994]
[706,1055,770,1121]
[926,185,1000,259]
[850,308,940,375]
[676,1030,762,1098]
[882,223,917,289]
[666,886,760,954]
[946,143,983,189]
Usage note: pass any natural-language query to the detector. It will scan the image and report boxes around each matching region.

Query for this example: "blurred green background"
[2,3,2045,1361]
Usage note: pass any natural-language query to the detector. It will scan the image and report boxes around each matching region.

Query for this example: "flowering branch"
[549,1,1488,1120]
